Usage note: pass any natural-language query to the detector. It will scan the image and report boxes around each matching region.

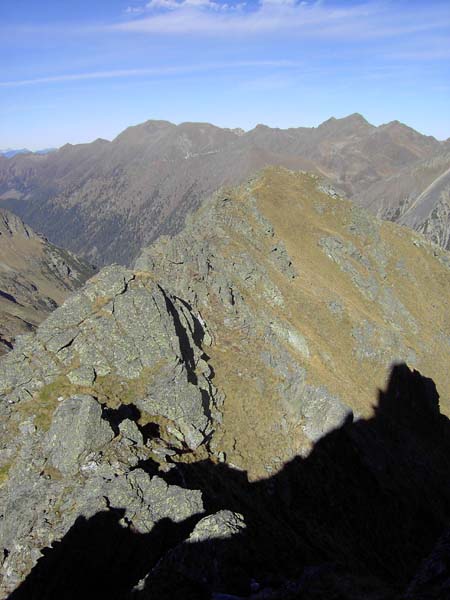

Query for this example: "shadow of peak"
[375,362,441,432]
[8,509,203,600]
[5,363,450,599]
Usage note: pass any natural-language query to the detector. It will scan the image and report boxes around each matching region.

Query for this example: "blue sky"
[1,0,449,149]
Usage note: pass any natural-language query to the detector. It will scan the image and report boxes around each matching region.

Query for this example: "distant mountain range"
[0,148,57,158]
[0,114,448,265]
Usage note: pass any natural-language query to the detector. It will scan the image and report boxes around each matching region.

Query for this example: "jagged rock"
[102,470,203,533]
[135,362,212,450]
[0,263,218,594]
[119,419,144,446]
[188,510,246,542]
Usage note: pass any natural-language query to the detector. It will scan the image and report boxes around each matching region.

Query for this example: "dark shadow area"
[0,290,21,305]
[8,509,202,600]
[101,402,162,448]
[8,364,450,599]
[158,285,198,384]
[102,403,141,435]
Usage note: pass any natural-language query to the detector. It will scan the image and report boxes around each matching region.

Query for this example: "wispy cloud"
[385,35,450,61]
[3,1,448,43]
[125,0,238,14]
[113,0,450,38]
[0,60,303,88]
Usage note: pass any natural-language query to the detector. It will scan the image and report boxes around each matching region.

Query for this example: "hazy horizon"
[2,112,448,153]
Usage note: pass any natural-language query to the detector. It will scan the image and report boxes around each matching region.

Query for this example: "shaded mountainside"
[1,169,450,597]
[0,209,95,355]
[0,149,56,158]
[357,150,450,250]
[0,114,444,265]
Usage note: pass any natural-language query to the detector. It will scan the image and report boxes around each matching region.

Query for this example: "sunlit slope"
[142,167,450,476]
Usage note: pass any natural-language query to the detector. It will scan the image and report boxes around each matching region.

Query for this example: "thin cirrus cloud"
[0,60,303,88]
[114,0,450,39]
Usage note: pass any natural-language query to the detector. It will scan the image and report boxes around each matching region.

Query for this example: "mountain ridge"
[0,114,446,266]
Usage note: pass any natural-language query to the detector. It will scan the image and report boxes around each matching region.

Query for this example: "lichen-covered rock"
[188,510,246,543]
[0,261,219,594]
[44,395,114,475]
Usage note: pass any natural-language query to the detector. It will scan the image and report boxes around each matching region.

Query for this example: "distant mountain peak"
[345,112,371,124]
[0,148,56,158]
[319,113,373,130]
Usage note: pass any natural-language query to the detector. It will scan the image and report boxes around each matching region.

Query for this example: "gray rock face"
[357,151,450,251]
[188,510,246,543]
[299,388,353,443]
[0,259,220,594]
[44,395,114,475]
[0,265,219,445]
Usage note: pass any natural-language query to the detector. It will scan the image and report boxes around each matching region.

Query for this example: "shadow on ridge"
[8,363,450,599]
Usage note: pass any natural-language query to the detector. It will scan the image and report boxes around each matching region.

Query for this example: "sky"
[1,0,449,149]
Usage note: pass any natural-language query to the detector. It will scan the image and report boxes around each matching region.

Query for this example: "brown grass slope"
[141,167,450,478]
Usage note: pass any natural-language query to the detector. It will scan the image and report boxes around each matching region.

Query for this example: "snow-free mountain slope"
[0,115,444,265]
[0,209,95,354]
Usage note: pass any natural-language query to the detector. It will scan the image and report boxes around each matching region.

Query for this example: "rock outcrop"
[1,168,450,598]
